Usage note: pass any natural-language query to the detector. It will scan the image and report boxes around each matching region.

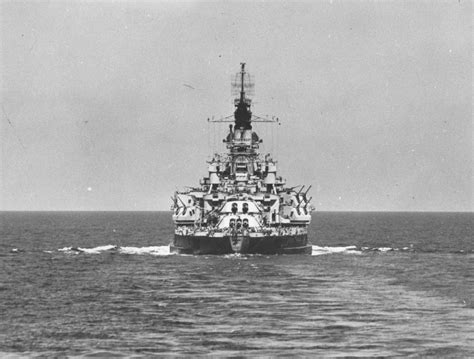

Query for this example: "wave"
[119,246,171,256]
[57,245,171,256]
[42,244,467,256]
[311,245,422,256]
[311,245,362,256]
[361,246,414,252]
[56,244,366,256]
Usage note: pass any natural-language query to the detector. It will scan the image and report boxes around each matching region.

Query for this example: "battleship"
[170,64,313,254]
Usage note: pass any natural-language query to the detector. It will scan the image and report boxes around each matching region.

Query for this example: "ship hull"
[171,233,312,255]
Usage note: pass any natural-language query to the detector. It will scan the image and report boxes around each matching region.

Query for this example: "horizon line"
[0,210,472,214]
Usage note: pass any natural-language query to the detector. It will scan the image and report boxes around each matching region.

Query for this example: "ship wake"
[311,245,362,256]
[57,245,171,256]
[50,244,418,256]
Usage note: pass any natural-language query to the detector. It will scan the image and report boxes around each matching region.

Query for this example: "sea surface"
[0,211,472,358]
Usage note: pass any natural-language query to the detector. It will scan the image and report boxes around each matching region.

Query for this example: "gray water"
[1,212,473,357]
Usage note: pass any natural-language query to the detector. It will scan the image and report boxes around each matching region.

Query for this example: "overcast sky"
[1,1,472,211]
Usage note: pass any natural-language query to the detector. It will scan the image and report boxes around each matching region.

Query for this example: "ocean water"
[0,211,472,357]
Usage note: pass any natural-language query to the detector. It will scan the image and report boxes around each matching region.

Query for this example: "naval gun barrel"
[170,196,178,207]
[177,195,187,208]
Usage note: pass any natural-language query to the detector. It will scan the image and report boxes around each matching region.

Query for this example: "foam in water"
[119,246,170,256]
[58,245,117,254]
[54,244,413,256]
[311,245,362,256]
[58,245,171,256]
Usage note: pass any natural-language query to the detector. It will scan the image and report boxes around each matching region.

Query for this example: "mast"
[240,62,245,103]
[234,62,252,130]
